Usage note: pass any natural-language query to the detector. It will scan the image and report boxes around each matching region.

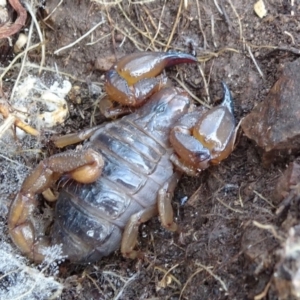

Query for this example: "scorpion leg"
[121,173,181,259]
[0,103,39,136]
[8,149,104,262]
[157,173,182,232]
[52,126,102,148]
[121,206,158,259]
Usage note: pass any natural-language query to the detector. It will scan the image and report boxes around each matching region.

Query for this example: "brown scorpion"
[8,52,236,263]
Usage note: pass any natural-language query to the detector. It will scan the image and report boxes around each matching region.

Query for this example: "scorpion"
[8,51,236,263]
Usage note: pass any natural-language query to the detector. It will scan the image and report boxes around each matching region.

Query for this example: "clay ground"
[0,0,300,299]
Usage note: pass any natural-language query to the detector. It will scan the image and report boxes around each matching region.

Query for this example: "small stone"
[95,55,117,71]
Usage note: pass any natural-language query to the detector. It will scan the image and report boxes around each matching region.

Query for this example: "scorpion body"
[52,87,189,262]
[8,52,236,263]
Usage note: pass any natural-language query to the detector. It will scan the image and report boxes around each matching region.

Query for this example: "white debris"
[254,0,267,18]
[11,76,71,136]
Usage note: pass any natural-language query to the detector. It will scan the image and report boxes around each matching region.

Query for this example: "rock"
[273,161,300,204]
[241,58,300,165]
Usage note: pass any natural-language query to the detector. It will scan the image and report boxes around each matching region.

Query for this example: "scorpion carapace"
[8,52,236,263]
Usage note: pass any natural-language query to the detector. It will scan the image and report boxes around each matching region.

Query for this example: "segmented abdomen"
[52,118,174,262]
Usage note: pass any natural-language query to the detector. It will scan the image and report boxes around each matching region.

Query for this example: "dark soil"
[1,0,300,299]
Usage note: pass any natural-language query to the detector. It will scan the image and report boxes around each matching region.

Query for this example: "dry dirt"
[1,0,300,299]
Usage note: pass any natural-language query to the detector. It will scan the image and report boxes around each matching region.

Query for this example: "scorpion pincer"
[8,51,236,263]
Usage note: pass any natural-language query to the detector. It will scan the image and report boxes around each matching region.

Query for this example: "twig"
[54,18,105,55]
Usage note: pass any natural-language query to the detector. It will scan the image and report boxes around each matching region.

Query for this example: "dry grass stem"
[196,262,228,292]
[216,197,244,214]
[283,31,295,44]
[157,264,181,288]
[247,45,264,78]
[238,185,244,207]
[114,25,145,51]
[129,0,156,3]
[0,42,41,81]
[254,278,272,300]
[154,265,182,288]
[86,32,111,46]
[4,62,102,84]
[179,267,204,299]
[213,0,223,15]
[253,190,275,208]
[0,153,30,168]
[211,14,217,47]
[164,0,183,51]
[196,1,207,49]
[227,0,243,40]
[9,17,34,102]
[24,1,45,74]
[43,0,64,22]
[0,114,15,139]
[114,273,138,300]
[84,272,102,294]
[252,221,284,242]
[117,3,150,42]
[197,64,211,104]
[171,75,210,108]
[92,0,122,5]
[54,17,105,55]
[143,3,166,51]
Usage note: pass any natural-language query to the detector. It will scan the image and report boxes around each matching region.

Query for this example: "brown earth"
[1,0,300,299]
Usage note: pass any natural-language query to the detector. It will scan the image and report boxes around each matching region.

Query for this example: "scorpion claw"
[170,83,236,173]
[103,52,197,114]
